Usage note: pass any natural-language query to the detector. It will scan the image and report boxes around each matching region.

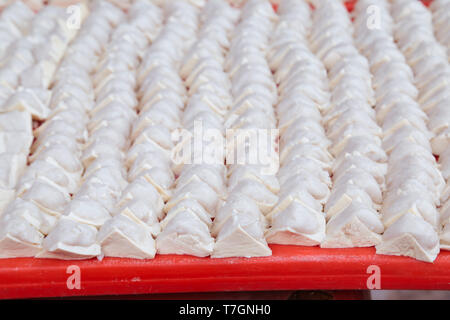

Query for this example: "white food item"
[441,194,450,250]
[321,202,383,248]
[354,0,442,262]
[333,152,387,186]
[212,193,265,236]
[161,199,211,229]
[0,152,27,191]
[38,217,101,260]
[17,160,79,196]
[228,165,280,194]
[0,214,43,258]
[64,199,111,228]
[210,0,277,258]
[213,212,271,258]
[116,177,164,220]
[439,148,450,181]
[430,0,450,61]
[2,198,56,235]
[228,180,278,216]
[176,165,227,200]
[98,214,156,259]
[376,212,440,263]
[311,0,386,248]
[266,199,325,246]
[128,150,172,184]
[166,180,219,215]
[21,180,70,216]
[157,209,214,257]
[32,145,83,178]
[0,111,32,134]
[2,0,449,262]
[0,88,51,120]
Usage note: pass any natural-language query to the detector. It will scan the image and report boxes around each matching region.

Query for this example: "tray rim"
[1,245,450,299]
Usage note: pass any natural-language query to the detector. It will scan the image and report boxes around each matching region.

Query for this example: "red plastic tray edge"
[1,246,450,299]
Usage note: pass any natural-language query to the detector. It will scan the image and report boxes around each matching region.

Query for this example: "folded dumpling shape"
[37,217,101,260]
[1,88,51,120]
[63,199,111,228]
[0,214,43,258]
[156,209,214,257]
[97,214,156,259]
[321,202,383,248]
[266,199,325,246]
[376,212,440,263]
[2,199,57,235]
[228,180,278,215]
[212,212,271,259]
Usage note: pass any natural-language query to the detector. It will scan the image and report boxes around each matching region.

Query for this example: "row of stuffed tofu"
[0,0,449,262]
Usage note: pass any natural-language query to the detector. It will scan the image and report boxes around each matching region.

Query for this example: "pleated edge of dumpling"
[321,215,382,248]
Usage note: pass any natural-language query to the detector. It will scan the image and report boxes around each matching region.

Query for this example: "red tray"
[1,0,445,300]
[1,246,450,299]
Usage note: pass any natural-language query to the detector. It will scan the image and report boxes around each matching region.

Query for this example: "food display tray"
[1,246,450,299]
[1,0,447,299]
